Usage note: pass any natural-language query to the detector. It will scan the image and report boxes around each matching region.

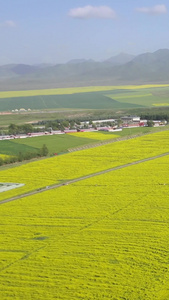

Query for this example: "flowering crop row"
[0,154,169,298]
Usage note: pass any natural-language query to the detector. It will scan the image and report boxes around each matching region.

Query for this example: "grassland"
[0,150,169,298]
[0,109,92,127]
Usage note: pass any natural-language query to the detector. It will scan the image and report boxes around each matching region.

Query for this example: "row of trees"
[8,123,34,135]
[44,119,118,131]
[0,144,49,166]
[140,113,169,122]
[44,120,79,131]
[38,112,117,127]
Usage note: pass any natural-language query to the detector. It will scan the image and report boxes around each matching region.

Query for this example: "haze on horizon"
[1,0,169,65]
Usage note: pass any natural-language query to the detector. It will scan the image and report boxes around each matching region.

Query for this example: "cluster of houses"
[77,116,167,132]
[0,115,167,141]
[120,116,167,128]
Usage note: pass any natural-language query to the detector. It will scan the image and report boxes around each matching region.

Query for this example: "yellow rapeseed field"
[0,154,169,298]
[0,84,168,98]
[153,103,169,106]
[0,130,169,202]
[68,131,119,140]
[0,154,11,159]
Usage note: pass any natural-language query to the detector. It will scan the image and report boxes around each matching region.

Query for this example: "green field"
[107,87,169,107]
[0,140,38,156]
[1,85,169,112]
[13,134,99,155]
[0,91,144,112]
[0,134,99,156]
[1,130,169,298]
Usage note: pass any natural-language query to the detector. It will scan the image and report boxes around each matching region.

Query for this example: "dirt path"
[1,151,169,205]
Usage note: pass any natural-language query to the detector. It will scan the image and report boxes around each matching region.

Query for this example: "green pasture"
[1,134,98,156]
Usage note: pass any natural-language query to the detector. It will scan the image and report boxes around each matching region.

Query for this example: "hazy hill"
[117,49,169,82]
[12,64,40,75]
[103,53,135,65]
[67,59,95,64]
[0,49,169,90]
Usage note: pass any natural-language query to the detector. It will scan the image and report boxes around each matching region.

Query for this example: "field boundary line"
[67,129,169,153]
[68,133,143,153]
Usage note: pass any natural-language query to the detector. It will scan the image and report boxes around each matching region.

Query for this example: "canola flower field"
[1,130,169,201]
[0,84,168,99]
[68,131,120,140]
[0,154,11,159]
[0,153,169,299]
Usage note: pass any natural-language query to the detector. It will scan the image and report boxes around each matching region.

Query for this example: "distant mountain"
[0,64,41,79]
[117,49,169,81]
[12,64,39,75]
[33,63,55,68]
[132,49,169,65]
[0,49,169,90]
[104,53,135,65]
[67,59,95,64]
[0,64,19,80]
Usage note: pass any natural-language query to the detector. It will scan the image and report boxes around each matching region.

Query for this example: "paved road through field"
[1,151,169,205]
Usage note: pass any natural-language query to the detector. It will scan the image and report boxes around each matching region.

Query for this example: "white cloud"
[68,5,116,19]
[0,20,16,28]
[136,4,167,15]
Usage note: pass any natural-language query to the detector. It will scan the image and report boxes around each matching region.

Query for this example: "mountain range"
[0,49,169,91]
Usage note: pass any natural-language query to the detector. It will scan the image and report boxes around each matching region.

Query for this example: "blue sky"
[0,0,169,65]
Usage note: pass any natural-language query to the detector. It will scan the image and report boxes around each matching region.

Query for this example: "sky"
[0,0,169,65]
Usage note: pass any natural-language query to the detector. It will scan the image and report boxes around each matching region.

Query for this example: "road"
[1,151,169,205]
